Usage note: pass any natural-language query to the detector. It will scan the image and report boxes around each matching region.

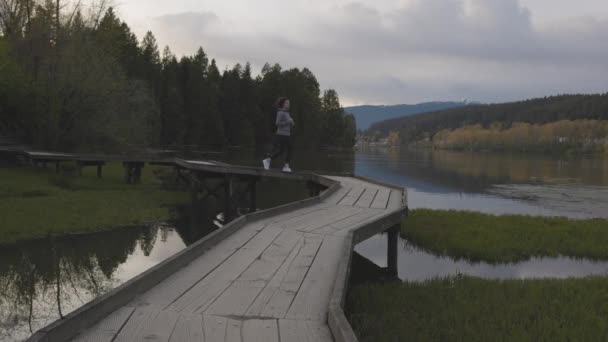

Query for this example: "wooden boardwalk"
[30,174,405,342]
[7,149,408,342]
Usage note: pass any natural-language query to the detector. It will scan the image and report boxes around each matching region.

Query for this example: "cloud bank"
[131,0,608,105]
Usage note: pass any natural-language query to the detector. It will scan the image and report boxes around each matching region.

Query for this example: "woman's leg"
[284,136,293,164]
[269,135,285,160]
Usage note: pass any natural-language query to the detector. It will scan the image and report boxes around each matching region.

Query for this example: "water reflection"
[354,148,608,218]
[0,172,318,341]
[356,148,608,192]
[0,225,188,341]
[355,235,608,283]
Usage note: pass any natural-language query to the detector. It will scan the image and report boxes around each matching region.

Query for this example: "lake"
[1,148,607,340]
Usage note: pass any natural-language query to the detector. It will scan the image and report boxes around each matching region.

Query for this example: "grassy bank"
[346,209,608,341]
[0,163,188,244]
[347,277,608,342]
[403,209,608,263]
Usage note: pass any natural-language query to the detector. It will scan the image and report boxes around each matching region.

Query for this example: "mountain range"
[345,101,470,130]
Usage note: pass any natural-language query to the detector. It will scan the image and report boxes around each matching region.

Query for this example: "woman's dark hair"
[275,97,289,109]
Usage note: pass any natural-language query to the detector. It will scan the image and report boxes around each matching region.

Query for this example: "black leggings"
[268,135,292,163]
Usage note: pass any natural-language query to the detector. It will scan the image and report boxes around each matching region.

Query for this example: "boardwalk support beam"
[387,224,399,277]
[249,178,257,213]
[308,180,321,197]
[123,162,144,184]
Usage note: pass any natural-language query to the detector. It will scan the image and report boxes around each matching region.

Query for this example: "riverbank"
[402,209,608,262]
[431,120,608,155]
[347,209,608,341]
[0,163,188,244]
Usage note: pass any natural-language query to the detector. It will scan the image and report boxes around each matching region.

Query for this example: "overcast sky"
[117,0,608,106]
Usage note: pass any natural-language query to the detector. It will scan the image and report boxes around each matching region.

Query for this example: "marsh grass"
[347,277,608,342]
[0,163,188,244]
[347,209,608,341]
[403,209,608,263]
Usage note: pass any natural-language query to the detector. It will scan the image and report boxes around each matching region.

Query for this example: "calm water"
[2,148,607,340]
[355,235,608,282]
[354,148,608,218]
[0,225,187,341]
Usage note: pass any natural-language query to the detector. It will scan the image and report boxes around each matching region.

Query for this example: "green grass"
[347,277,608,342]
[347,210,608,341]
[0,163,188,244]
[403,209,608,263]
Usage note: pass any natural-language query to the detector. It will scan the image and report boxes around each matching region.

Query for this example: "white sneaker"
[282,164,292,173]
[262,158,270,170]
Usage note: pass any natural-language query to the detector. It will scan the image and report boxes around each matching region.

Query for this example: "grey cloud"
[145,2,608,105]
[313,0,607,65]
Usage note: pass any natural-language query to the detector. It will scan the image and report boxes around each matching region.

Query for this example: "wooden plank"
[72,307,135,342]
[114,308,179,342]
[330,176,382,190]
[286,236,345,322]
[311,209,384,236]
[289,206,362,233]
[242,319,279,342]
[273,207,334,230]
[321,183,353,205]
[205,230,302,316]
[239,230,303,282]
[226,319,243,342]
[338,186,365,206]
[244,238,303,317]
[354,188,379,208]
[254,236,323,318]
[169,314,205,342]
[330,210,388,237]
[259,203,330,226]
[137,223,265,308]
[370,188,390,209]
[168,226,283,314]
[278,319,333,342]
[387,189,403,209]
[203,315,228,342]
[113,308,156,342]
[204,280,266,317]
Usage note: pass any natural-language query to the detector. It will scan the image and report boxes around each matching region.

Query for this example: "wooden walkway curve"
[25,159,407,342]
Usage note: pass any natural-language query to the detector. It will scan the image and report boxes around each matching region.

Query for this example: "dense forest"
[0,1,356,152]
[368,94,608,152]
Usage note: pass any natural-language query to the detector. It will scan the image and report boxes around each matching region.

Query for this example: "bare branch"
[66,0,81,27]
[88,0,111,29]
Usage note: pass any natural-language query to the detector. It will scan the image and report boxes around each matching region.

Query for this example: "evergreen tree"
[202,58,225,147]
[0,4,357,152]
[95,7,139,77]
[139,31,161,98]
[321,89,346,147]
[159,46,184,146]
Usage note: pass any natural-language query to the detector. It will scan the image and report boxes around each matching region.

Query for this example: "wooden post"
[134,164,142,184]
[224,175,235,222]
[190,177,199,211]
[308,181,320,197]
[387,225,399,276]
[250,179,257,213]
[124,163,132,184]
